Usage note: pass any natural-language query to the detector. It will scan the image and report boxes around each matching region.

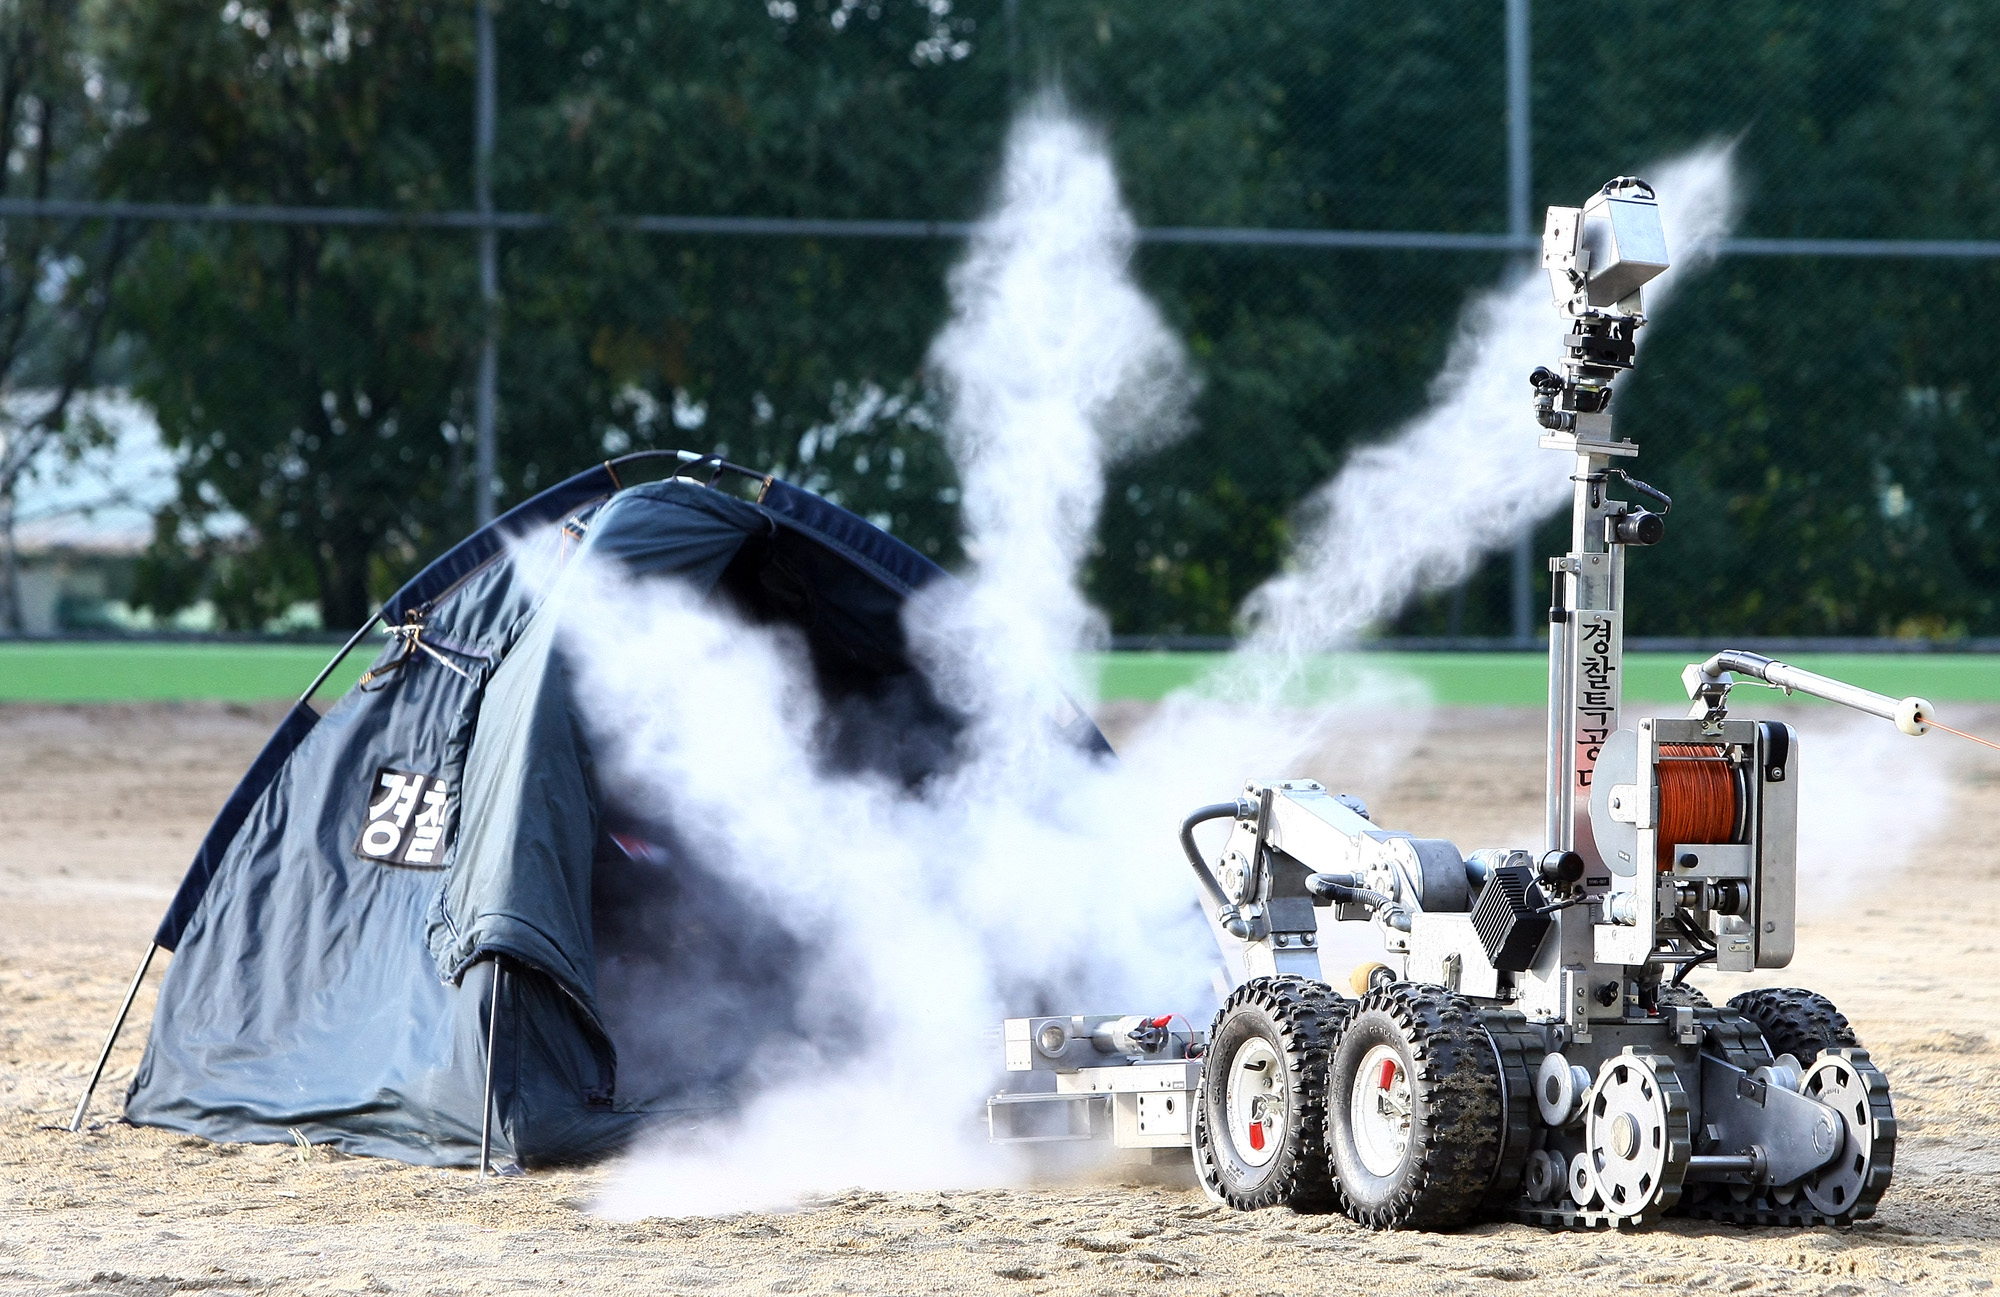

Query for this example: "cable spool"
[1654,743,1739,871]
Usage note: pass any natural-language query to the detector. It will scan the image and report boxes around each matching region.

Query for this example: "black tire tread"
[1195,975,1350,1212]
[1724,987,1859,1066]
[1478,1009,1543,1212]
[1330,983,1503,1231]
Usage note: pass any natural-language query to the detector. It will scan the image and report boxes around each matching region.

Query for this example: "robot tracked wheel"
[1797,1049,1896,1220]
[1325,984,1504,1230]
[1192,976,1347,1211]
[1669,1003,1894,1227]
[1579,1050,1692,1225]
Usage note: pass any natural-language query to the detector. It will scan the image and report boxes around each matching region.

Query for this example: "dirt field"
[5,701,1999,1296]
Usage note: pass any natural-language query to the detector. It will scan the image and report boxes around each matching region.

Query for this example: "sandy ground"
[5,700,2000,1296]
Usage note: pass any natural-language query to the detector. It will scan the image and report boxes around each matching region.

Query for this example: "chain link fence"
[9,0,2000,640]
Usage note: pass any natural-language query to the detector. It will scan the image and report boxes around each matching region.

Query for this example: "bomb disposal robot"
[989,177,1912,1229]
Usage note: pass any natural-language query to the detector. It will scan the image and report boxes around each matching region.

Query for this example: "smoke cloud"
[1788,708,1952,916]
[581,130,1764,1217]
[1122,145,1742,826]
[915,94,1194,722]
[568,573,1208,1216]
[588,96,1212,1218]
[1239,145,1740,671]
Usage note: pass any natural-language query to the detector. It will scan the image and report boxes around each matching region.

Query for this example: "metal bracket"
[1697,1053,1843,1185]
[985,1091,1109,1144]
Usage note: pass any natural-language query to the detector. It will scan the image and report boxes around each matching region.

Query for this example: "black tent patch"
[356,767,450,868]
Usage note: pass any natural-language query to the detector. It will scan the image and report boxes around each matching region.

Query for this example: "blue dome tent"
[69,452,1109,1170]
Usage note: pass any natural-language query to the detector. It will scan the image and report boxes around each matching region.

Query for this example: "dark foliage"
[87,0,2000,637]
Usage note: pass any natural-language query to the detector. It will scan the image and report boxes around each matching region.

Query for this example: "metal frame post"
[1505,0,1532,244]
[68,943,158,1131]
[1506,0,1535,646]
[473,0,500,526]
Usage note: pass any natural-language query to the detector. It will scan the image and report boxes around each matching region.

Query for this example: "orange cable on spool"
[1654,744,1737,871]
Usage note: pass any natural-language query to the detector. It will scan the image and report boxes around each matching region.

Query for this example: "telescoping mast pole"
[1534,180,1673,882]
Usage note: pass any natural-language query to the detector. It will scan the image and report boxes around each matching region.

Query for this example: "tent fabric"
[152,463,634,953]
[153,701,321,951]
[425,483,758,1012]
[124,470,1088,1168]
[757,476,943,596]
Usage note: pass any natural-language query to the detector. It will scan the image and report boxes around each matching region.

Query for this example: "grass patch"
[0,642,368,703]
[4,642,1997,706]
[1086,650,2000,706]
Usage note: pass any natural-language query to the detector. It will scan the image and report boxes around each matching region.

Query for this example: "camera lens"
[1612,510,1665,546]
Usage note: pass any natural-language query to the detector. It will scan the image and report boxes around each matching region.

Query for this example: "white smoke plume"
[1238,145,1740,671]
[589,96,1212,1218]
[582,133,1760,1217]
[1103,146,1744,968]
[569,572,1212,1216]
[1789,708,1952,915]
[915,93,1194,721]
[1113,146,1741,822]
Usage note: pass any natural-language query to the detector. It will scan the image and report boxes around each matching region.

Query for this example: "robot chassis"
[989,178,1912,1230]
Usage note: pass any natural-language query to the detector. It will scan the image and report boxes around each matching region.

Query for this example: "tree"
[1038,0,1516,634]
[1546,0,2000,638]
[0,0,128,633]
[486,0,1004,556]
[498,0,1512,624]
[107,0,477,631]
[112,0,1010,629]
[94,0,2000,639]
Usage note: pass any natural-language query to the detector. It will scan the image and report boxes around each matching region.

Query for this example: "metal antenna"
[68,943,157,1132]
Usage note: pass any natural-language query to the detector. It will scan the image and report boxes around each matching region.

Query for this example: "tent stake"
[479,956,503,1179]
[69,943,158,1133]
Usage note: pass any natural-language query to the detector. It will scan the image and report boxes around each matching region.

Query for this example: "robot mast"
[1532,176,1672,873]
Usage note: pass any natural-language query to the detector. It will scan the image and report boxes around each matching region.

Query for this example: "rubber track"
[1508,1014,1755,1230]
[1495,1009,1750,1230]
[1478,1009,1544,1212]
[1810,1047,1897,1221]
[1678,1012,1894,1226]
[1606,1050,1694,1225]
[1336,984,1502,1230]
[1507,1049,1692,1229]
[1504,1004,1891,1230]
[1197,975,1350,1212]
[1725,987,1859,1067]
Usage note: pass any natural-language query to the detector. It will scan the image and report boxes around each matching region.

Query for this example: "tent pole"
[298,614,385,708]
[69,942,157,1133]
[479,956,503,1179]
